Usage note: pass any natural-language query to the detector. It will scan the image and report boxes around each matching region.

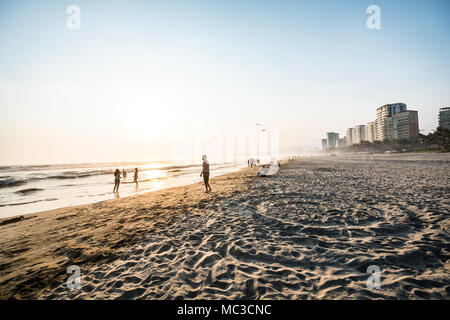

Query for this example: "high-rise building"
[322,139,328,150]
[351,127,358,144]
[346,128,353,146]
[374,118,379,140]
[439,107,450,130]
[376,103,407,141]
[365,122,375,142]
[383,110,419,141]
[353,125,365,144]
[326,132,339,149]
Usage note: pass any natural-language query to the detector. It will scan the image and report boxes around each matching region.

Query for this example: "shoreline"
[0,165,248,223]
[1,154,448,300]
[0,165,259,299]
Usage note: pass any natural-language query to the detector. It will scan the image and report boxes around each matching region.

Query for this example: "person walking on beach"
[122,169,127,179]
[133,168,139,185]
[200,155,211,193]
[113,169,121,193]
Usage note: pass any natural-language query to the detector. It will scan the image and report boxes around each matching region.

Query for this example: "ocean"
[0,161,246,219]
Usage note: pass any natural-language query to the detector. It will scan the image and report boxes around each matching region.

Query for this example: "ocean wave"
[0,164,53,173]
[48,174,92,180]
[0,198,57,207]
[15,188,43,195]
[0,178,28,188]
[121,176,167,184]
[41,165,200,180]
[0,163,219,187]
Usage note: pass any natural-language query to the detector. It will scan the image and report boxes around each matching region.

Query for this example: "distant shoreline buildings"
[439,107,450,130]
[322,102,423,150]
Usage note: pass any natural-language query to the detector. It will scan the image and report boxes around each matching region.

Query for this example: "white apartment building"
[346,128,353,146]
[365,122,375,143]
[376,103,407,141]
[353,125,365,144]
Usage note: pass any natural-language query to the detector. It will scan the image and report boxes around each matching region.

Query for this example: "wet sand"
[0,154,449,299]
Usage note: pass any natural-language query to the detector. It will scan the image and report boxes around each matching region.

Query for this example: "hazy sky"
[1,0,449,164]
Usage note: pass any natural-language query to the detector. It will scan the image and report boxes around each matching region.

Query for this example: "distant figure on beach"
[200,155,211,193]
[122,169,127,179]
[113,169,121,192]
[133,168,139,185]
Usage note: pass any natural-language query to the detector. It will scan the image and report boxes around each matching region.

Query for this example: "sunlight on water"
[141,169,166,181]
[0,161,246,218]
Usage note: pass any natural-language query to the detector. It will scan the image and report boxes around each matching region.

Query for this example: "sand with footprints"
[0,153,449,299]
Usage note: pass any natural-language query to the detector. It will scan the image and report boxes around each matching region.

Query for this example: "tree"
[434,127,450,152]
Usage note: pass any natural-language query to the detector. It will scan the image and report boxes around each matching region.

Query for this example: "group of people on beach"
[113,168,139,193]
[248,158,260,167]
[112,155,212,194]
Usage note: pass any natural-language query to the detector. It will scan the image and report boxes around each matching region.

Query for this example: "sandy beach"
[0,153,449,299]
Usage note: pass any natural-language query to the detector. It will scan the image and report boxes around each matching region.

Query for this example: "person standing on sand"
[113,169,121,193]
[122,169,127,179]
[134,168,139,185]
[200,155,211,193]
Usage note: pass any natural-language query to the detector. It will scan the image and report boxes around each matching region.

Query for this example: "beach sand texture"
[0,154,449,299]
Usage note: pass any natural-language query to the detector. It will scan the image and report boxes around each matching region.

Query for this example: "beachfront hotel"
[376,103,407,141]
[321,133,340,150]
[364,122,376,143]
[439,107,450,130]
[383,110,419,141]
[352,125,365,144]
[345,126,364,146]
[326,102,420,147]
[346,128,353,146]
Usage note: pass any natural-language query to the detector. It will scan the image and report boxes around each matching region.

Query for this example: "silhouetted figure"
[122,169,127,179]
[200,155,211,193]
[134,168,139,185]
[113,169,121,192]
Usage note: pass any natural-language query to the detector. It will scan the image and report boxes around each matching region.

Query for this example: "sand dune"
[0,154,449,299]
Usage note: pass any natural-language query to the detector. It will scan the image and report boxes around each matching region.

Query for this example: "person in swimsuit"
[200,155,211,193]
[113,168,121,193]
[122,169,127,179]
[133,168,139,185]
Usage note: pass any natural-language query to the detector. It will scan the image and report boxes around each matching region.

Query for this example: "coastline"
[0,162,247,220]
[1,154,449,300]
[0,165,258,299]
